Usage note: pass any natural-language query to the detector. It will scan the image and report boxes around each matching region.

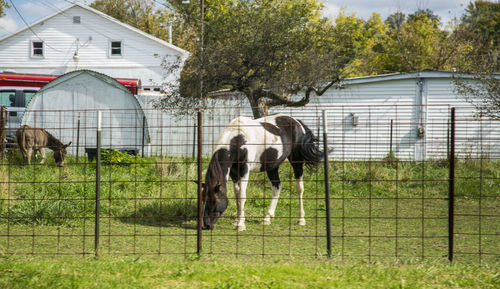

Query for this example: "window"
[110,41,122,56]
[24,91,37,105]
[0,91,15,106]
[31,41,44,57]
[73,16,81,24]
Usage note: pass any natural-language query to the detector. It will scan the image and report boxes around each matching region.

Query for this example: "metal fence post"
[197,111,203,255]
[322,110,332,258]
[76,113,80,163]
[448,107,455,262]
[390,119,394,154]
[0,106,6,161]
[95,111,102,256]
[141,116,146,158]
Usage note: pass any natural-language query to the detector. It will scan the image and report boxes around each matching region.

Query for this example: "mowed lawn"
[0,255,499,288]
[0,154,499,287]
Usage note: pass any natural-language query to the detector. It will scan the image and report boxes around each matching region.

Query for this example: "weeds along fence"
[0,104,498,262]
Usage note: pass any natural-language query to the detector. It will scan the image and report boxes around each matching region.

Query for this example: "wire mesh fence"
[0,104,498,262]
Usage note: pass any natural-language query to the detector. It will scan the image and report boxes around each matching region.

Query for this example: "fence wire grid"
[0,104,498,263]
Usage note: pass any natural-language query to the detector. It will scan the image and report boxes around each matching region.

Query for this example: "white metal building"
[271,71,500,160]
[0,3,189,91]
[145,71,499,161]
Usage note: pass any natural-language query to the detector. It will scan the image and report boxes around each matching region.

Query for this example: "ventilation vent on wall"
[73,16,81,24]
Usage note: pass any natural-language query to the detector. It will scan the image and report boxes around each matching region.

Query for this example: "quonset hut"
[22,70,149,157]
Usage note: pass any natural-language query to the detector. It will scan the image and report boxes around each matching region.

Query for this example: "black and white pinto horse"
[201,114,323,231]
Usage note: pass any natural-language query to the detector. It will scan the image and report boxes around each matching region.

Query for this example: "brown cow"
[15,125,72,167]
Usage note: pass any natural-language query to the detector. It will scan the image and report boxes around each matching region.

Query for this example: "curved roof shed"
[22,70,149,156]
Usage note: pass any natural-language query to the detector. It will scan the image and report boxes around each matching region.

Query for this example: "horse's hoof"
[261,219,271,225]
[235,225,246,231]
[297,219,306,226]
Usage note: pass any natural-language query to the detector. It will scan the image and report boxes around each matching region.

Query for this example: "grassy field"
[0,152,499,264]
[0,256,499,288]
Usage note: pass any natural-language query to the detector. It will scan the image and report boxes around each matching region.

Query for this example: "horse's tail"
[297,120,323,168]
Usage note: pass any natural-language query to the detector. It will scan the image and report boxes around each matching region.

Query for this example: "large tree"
[162,0,357,119]
[355,9,471,75]
[91,0,175,42]
[454,1,500,118]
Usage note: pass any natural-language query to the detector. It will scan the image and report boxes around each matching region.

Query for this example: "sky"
[0,0,471,38]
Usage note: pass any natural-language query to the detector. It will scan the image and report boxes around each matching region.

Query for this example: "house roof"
[0,3,189,57]
[342,70,500,85]
[37,69,133,95]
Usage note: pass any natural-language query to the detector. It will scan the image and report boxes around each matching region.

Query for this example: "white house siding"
[0,4,188,87]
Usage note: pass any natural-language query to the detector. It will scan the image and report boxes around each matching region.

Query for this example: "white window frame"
[30,40,44,58]
[109,40,123,58]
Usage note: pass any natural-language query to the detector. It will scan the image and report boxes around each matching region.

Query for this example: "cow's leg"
[292,163,306,226]
[262,168,281,225]
[39,148,46,164]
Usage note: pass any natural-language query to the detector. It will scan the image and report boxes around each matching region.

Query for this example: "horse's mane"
[44,130,64,148]
[205,149,230,189]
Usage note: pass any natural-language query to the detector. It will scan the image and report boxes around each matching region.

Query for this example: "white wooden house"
[0,3,189,91]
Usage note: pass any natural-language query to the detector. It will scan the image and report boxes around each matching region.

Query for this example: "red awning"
[0,72,141,94]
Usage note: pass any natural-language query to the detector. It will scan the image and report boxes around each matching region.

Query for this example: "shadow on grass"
[118,199,198,229]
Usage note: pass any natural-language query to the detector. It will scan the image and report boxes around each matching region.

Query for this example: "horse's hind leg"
[25,147,33,165]
[262,168,281,225]
[292,163,306,226]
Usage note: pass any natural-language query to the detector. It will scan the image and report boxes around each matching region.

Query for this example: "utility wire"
[8,0,64,52]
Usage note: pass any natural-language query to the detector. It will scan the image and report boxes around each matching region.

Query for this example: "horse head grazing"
[201,149,230,230]
[202,182,228,230]
[53,142,72,167]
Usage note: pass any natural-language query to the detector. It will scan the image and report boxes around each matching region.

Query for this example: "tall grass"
[1,152,498,227]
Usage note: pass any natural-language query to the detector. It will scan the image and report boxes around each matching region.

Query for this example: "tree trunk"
[246,93,266,119]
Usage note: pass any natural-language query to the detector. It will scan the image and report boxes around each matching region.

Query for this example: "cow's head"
[198,182,228,230]
[54,142,71,167]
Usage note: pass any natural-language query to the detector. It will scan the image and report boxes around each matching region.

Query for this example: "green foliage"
[161,0,354,118]
[0,0,9,17]
[453,1,500,119]
[100,149,144,166]
[90,0,175,41]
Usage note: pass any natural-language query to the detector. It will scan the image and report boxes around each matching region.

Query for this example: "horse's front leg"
[39,148,46,164]
[262,168,281,225]
[232,179,241,227]
[234,173,249,231]
[25,147,33,165]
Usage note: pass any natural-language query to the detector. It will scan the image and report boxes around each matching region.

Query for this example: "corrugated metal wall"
[140,75,500,160]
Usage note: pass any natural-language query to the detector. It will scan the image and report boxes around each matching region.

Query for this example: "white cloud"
[0,14,20,38]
